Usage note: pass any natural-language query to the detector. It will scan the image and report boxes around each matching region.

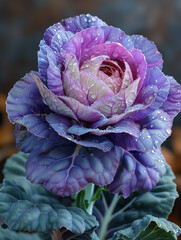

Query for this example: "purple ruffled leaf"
[44,23,64,46]
[82,43,137,79]
[161,76,181,120]
[59,95,104,122]
[46,113,113,152]
[133,67,170,121]
[50,30,73,54]
[6,72,51,138]
[33,72,78,121]
[124,78,140,108]
[129,49,147,91]
[114,110,172,152]
[62,72,88,105]
[121,61,134,89]
[67,118,140,137]
[92,101,157,128]
[108,148,166,198]
[25,140,121,196]
[135,85,158,107]
[38,40,49,79]
[144,67,169,103]
[79,71,114,105]
[38,30,73,91]
[18,114,50,138]
[97,59,124,94]
[143,110,172,146]
[131,35,163,69]
[13,124,41,153]
[64,27,105,62]
[91,91,125,118]
[63,52,80,82]
[91,78,141,118]
[92,87,150,128]
[80,55,108,75]
[102,26,134,50]
[60,14,107,34]
[13,124,61,154]
[97,70,120,94]
[46,49,64,96]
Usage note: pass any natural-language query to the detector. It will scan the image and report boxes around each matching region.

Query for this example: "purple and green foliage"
[0,151,180,239]
[0,152,99,239]
[3,14,181,240]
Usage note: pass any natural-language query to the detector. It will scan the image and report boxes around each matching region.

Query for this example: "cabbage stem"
[84,183,95,215]
[98,194,120,240]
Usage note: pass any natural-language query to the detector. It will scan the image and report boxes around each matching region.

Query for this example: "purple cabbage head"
[6,14,181,197]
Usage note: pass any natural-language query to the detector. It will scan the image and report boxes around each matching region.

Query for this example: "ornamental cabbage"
[6,14,181,198]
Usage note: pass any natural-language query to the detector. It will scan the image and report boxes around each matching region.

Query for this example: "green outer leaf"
[94,164,178,239]
[137,222,175,240]
[3,152,29,179]
[0,152,99,235]
[110,215,181,240]
[0,180,98,233]
[0,227,50,240]
[59,228,100,239]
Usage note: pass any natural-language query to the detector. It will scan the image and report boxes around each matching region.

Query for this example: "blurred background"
[0,0,181,236]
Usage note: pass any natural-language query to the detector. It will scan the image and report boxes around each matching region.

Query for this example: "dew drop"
[84,63,90,68]
[103,143,110,151]
[121,102,125,106]
[68,134,75,139]
[142,128,147,133]
[166,128,171,135]
[81,37,84,43]
[146,96,154,104]
[113,52,118,58]
[157,110,162,114]
[91,93,96,99]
